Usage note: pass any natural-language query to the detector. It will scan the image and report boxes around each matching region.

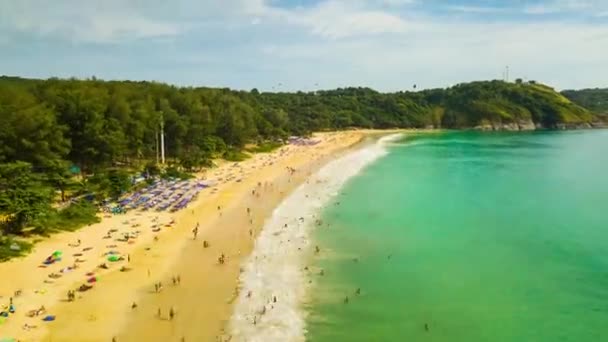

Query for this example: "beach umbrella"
[107,255,121,262]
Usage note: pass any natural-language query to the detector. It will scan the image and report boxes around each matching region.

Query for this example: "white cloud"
[0,0,182,43]
[524,0,599,14]
[447,5,507,13]
[286,0,412,39]
[257,18,608,90]
[523,5,556,14]
[369,0,416,6]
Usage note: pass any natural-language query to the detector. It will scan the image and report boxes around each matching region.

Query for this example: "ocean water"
[306,130,608,342]
[229,135,401,341]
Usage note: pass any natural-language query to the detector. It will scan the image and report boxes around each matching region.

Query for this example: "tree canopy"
[0,76,605,235]
[1,76,602,175]
[562,88,608,117]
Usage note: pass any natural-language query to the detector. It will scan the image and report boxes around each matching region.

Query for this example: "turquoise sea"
[306,130,608,341]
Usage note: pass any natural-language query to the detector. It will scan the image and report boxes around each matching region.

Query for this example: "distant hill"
[562,88,608,119]
[436,81,600,130]
[255,80,603,131]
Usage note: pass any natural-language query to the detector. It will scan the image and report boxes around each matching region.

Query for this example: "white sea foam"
[228,134,402,342]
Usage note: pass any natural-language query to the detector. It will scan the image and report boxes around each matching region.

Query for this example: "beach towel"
[42,315,55,321]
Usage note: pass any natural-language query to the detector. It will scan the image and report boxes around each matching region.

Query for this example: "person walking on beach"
[192,226,199,240]
[169,307,175,320]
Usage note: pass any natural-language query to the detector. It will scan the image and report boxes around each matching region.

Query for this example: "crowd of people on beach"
[0,133,365,342]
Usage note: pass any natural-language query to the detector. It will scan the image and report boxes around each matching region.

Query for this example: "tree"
[107,169,132,199]
[144,161,160,178]
[0,89,70,169]
[0,162,53,234]
[44,160,73,202]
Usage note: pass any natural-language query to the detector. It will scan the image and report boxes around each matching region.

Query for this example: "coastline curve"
[228,133,402,341]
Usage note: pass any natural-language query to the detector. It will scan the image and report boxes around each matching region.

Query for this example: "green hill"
[438,81,597,129]
[562,88,608,120]
[253,80,600,131]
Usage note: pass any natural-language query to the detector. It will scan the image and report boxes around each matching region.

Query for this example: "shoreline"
[228,133,403,342]
[0,130,386,342]
[115,132,378,342]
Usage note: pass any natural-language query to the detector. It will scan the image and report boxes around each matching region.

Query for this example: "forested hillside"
[562,88,608,116]
[0,76,604,239]
[0,76,602,173]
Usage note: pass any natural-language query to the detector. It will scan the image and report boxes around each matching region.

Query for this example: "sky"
[0,0,607,91]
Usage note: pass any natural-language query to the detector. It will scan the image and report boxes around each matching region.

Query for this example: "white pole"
[155,128,159,164]
[160,114,165,165]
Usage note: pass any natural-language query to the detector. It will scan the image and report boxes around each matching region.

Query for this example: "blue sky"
[1,0,607,91]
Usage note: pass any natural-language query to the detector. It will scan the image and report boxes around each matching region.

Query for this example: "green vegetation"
[0,237,33,261]
[562,88,608,118]
[223,148,250,162]
[0,76,605,251]
[162,166,194,180]
[37,200,100,233]
[246,141,284,153]
[0,162,53,235]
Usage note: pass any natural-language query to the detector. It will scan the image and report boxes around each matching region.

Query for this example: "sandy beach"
[0,130,378,342]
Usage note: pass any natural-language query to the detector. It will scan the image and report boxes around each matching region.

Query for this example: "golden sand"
[0,131,373,342]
